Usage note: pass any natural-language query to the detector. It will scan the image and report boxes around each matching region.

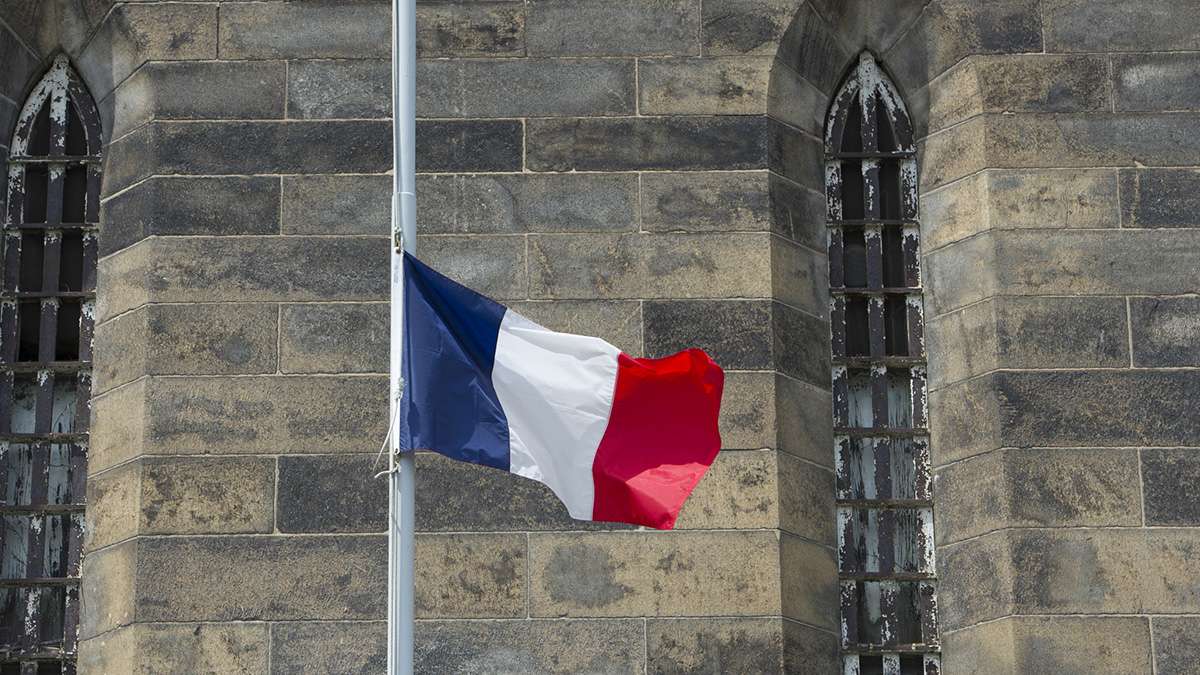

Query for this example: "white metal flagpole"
[388,0,417,669]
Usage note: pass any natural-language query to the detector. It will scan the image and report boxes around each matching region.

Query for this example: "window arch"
[825,53,940,675]
[0,54,102,674]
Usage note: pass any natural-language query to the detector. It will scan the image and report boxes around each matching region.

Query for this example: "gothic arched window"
[825,53,940,675]
[0,54,102,675]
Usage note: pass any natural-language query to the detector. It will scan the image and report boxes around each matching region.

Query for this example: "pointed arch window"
[825,53,940,675]
[0,55,102,674]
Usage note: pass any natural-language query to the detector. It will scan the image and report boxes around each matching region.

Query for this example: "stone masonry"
[0,0,1196,672]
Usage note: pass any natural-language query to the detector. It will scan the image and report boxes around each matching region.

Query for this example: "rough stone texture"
[528,532,780,617]
[135,536,387,621]
[526,0,699,57]
[943,616,1152,674]
[646,618,788,673]
[78,623,270,675]
[1141,449,1200,526]
[100,176,281,255]
[277,454,386,533]
[279,303,388,374]
[56,0,1200,670]
[138,456,276,535]
[1120,168,1200,228]
[1152,617,1200,675]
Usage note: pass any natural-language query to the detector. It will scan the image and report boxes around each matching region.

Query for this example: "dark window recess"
[0,55,101,675]
[825,53,939,674]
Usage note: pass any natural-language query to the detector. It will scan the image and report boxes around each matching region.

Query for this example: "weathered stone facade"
[0,0,1196,672]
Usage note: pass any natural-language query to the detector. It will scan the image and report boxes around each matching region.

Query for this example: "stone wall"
[0,0,1196,672]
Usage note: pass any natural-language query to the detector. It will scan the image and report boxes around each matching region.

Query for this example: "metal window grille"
[0,55,101,675]
[825,53,940,675]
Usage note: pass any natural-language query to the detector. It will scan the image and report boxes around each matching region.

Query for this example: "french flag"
[398,253,724,529]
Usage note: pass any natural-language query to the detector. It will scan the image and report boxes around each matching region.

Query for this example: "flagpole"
[388,0,417,669]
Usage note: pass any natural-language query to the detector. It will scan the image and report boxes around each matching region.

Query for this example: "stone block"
[280,303,388,374]
[288,59,390,119]
[112,60,285,139]
[776,375,833,468]
[986,168,1120,229]
[1153,617,1200,675]
[674,449,778,530]
[769,174,826,250]
[77,3,217,97]
[1044,0,1200,52]
[138,375,386,455]
[100,176,281,255]
[928,374,1002,466]
[929,55,1108,132]
[526,116,768,172]
[982,112,1200,170]
[924,232,998,316]
[768,118,823,191]
[778,533,837,629]
[428,59,636,117]
[639,57,771,115]
[934,448,1142,544]
[508,300,641,355]
[80,623,270,675]
[528,233,771,300]
[421,173,638,235]
[277,454,385,533]
[918,115,987,191]
[79,538,137,639]
[937,531,1013,628]
[90,378,147,473]
[883,0,1042,93]
[139,456,275,535]
[415,533,527,618]
[96,304,278,390]
[767,60,827,137]
[0,22,38,103]
[1009,529,1167,614]
[954,370,1200,451]
[416,619,645,672]
[1145,529,1200,612]
[96,237,388,323]
[85,460,140,553]
[770,236,826,319]
[944,616,1151,674]
[773,301,831,388]
[782,620,840,674]
[282,174,390,236]
[418,120,523,172]
[219,2,389,58]
[1120,168,1200,228]
[416,234,527,300]
[928,296,1129,386]
[641,170,772,234]
[527,0,698,56]
[1142,449,1200,526]
[643,299,772,369]
[1113,53,1200,112]
[269,622,385,675]
[416,2,525,58]
[720,371,777,451]
[991,229,1200,298]
[647,618,787,673]
[135,535,385,621]
[777,451,835,545]
[103,121,391,194]
[1130,297,1200,367]
[529,531,780,617]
